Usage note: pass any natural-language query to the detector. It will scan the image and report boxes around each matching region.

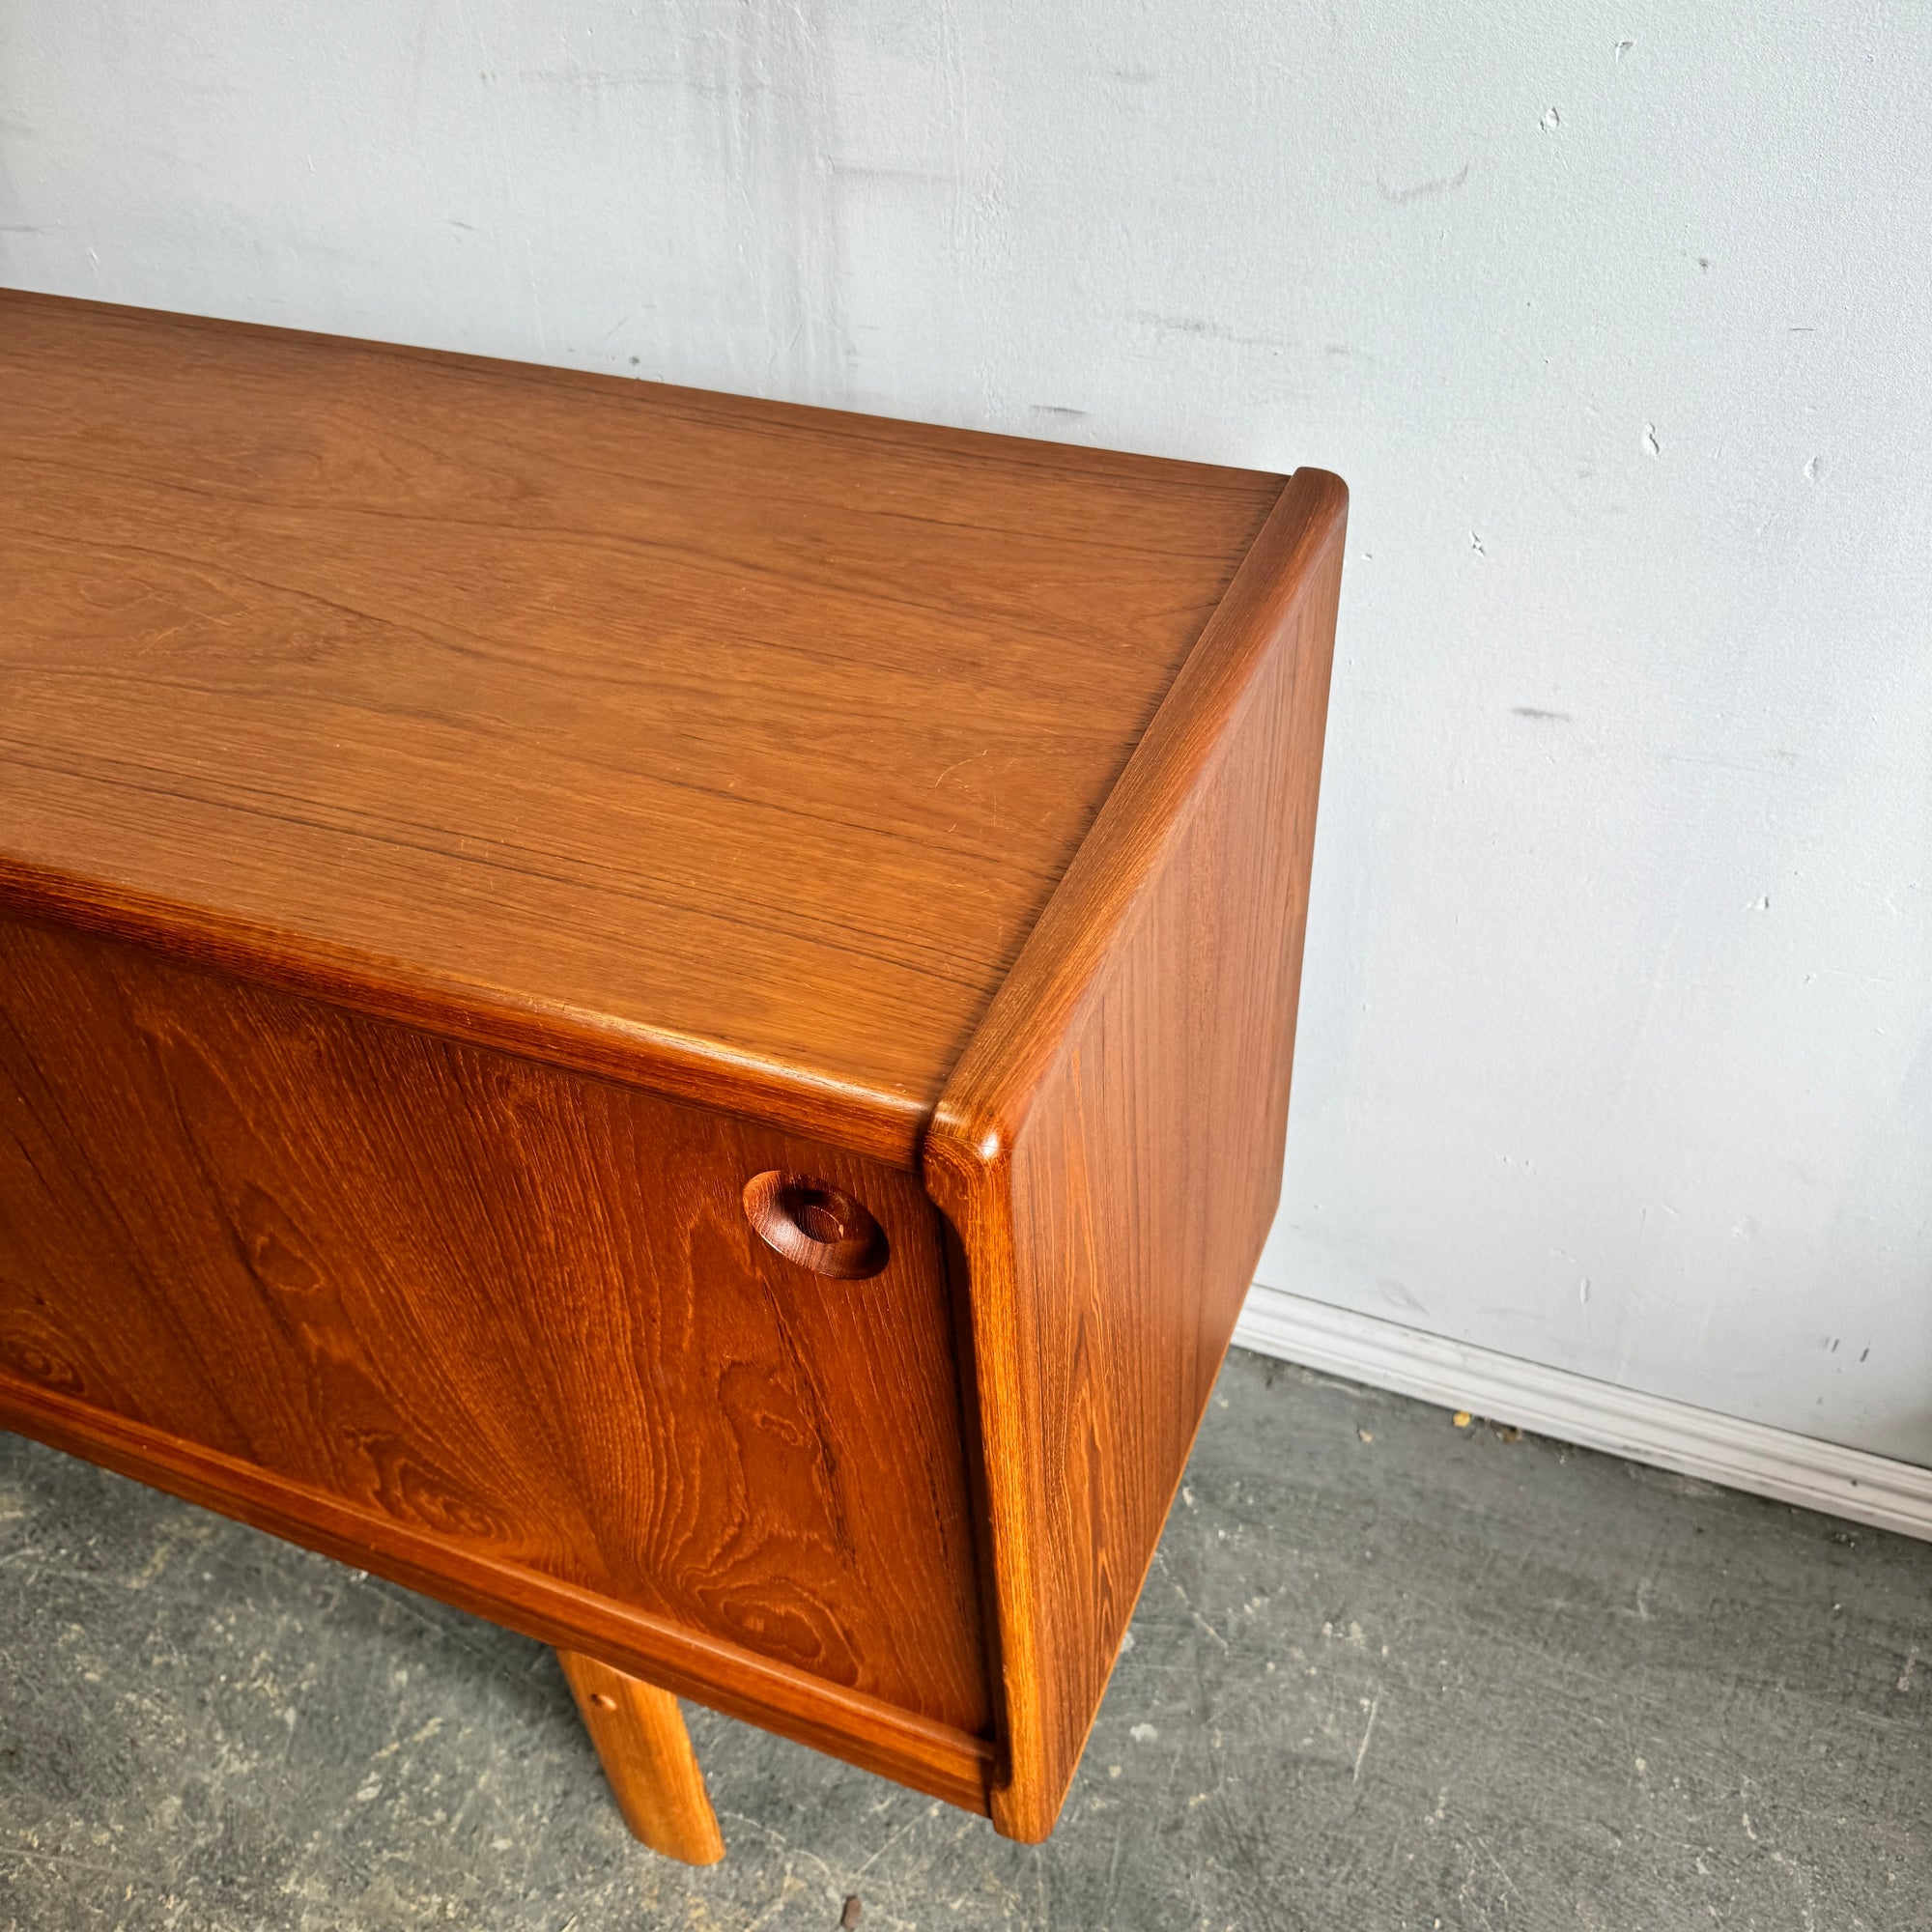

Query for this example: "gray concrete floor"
[2,1349,1927,1932]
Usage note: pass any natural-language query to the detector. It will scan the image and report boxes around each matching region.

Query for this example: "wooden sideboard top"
[0,290,1285,1162]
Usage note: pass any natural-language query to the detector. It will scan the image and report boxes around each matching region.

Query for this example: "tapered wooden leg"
[557,1650,725,1863]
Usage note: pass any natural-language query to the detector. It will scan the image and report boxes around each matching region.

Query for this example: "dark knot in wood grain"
[742,1172,889,1280]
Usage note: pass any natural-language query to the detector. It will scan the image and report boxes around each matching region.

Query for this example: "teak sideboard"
[0,290,1346,1859]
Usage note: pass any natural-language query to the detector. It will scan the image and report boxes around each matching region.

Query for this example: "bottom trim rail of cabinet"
[0,1371,997,1816]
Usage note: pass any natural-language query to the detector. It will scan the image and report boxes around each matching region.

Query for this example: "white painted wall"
[5,4,1928,1462]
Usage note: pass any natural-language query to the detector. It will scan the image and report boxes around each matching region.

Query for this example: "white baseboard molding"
[1234,1283,1932,1545]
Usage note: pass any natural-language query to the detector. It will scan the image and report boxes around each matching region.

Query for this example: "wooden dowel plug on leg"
[557,1650,725,1864]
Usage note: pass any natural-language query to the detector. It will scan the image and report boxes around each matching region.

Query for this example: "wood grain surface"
[0,1363,996,1813]
[0,912,990,1741]
[0,1360,997,1808]
[557,1650,726,1863]
[0,293,1347,1843]
[0,290,1281,1164]
[926,470,1348,1838]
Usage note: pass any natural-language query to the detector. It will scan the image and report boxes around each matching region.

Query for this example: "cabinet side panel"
[928,473,1346,1838]
[0,915,990,1738]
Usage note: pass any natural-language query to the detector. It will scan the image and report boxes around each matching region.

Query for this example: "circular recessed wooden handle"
[742,1172,889,1279]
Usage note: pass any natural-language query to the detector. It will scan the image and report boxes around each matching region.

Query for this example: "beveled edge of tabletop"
[0,852,933,1163]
